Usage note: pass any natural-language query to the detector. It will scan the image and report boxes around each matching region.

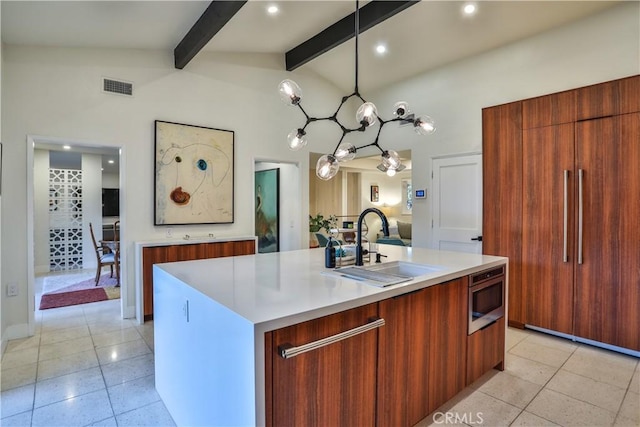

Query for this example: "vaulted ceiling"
[1,1,619,93]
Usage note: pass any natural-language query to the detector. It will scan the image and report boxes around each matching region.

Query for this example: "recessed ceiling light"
[375,44,387,55]
[463,3,477,16]
[108,160,114,164]
[267,5,279,15]
[63,145,71,150]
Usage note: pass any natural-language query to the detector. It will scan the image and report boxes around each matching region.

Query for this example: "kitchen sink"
[325,261,444,287]
[360,261,443,277]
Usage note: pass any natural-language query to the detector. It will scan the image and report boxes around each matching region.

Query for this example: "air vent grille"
[103,78,133,96]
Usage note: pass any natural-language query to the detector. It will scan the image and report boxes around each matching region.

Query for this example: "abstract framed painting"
[154,120,234,225]
[255,168,279,253]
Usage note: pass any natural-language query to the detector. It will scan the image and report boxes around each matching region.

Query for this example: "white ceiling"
[1,0,619,92]
[2,0,620,173]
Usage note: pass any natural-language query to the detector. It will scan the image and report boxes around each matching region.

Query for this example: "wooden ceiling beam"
[174,1,247,69]
[285,1,419,71]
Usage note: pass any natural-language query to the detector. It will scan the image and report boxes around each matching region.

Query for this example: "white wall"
[255,162,301,252]
[1,47,342,336]
[34,150,50,273]
[367,2,640,248]
[83,153,103,268]
[102,172,119,189]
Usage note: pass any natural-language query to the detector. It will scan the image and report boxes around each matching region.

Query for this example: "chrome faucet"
[355,207,390,266]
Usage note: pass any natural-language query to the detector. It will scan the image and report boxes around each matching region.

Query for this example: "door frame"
[26,135,126,334]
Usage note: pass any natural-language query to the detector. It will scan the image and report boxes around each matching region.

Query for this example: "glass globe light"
[386,168,397,177]
[381,150,401,170]
[414,115,436,135]
[334,143,356,162]
[316,154,340,181]
[278,79,302,106]
[287,129,307,151]
[356,102,378,127]
[393,101,410,118]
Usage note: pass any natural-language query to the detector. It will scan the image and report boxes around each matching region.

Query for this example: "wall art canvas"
[255,168,279,253]
[154,120,234,225]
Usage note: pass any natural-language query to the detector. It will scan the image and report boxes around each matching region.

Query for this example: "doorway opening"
[27,136,125,332]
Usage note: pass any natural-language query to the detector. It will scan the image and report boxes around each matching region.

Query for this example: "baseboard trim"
[3,323,31,343]
[123,305,136,320]
[525,324,640,358]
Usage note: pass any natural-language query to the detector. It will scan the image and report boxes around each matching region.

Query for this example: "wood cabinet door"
[269,303,378,427]
[377,289,430,427]
[427,278,468,414]
[522,124,575,334]
[482,102,524,326]
[574,113,640,351]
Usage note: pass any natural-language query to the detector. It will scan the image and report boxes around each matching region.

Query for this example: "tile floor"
[1,271,639,426]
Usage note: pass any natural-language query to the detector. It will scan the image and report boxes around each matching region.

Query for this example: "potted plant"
[309,214,337,247]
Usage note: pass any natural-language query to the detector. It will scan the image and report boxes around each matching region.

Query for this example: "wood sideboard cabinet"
[482,75,640,352]
[141,239,256,320]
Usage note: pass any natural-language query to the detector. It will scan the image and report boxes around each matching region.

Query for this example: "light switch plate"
[7,283,18,297]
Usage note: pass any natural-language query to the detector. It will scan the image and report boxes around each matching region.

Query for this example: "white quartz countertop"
[155,246,507,332]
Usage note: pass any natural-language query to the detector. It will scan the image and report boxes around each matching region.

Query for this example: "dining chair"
[89,222,117,286]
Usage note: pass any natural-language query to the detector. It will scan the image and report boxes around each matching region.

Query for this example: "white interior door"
[431,154,483,253]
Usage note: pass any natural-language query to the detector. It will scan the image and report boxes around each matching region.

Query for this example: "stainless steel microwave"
[468,266,505,335]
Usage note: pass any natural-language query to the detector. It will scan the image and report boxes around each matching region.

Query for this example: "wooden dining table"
[100,239,120,287]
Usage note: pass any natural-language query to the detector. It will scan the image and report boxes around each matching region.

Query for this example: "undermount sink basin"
[361,261,443,277]
[325,261,444,287]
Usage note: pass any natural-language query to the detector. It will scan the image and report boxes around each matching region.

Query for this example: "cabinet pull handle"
[578,169,584,265]
[278,318,385,359]
[563,170,569,263]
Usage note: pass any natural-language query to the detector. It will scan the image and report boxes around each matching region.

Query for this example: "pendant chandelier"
[278,0,436,181]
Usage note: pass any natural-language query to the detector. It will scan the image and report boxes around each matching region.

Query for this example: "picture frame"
[370,184,379,202]
[255,168,280,253]
[154,120,234,225]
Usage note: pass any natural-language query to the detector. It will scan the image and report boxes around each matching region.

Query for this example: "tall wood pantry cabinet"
[483,75,640,352]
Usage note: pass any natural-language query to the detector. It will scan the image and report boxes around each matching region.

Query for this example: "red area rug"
[39,273,120,310]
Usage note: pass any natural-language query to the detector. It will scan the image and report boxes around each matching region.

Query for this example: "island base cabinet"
[466,317,506,385]
[377,278,468,426]
[265,303,379,427]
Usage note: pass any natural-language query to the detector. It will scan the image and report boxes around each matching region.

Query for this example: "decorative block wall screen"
[49,168,83,271]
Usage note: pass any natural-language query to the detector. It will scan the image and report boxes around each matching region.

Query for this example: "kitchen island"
[153,245,507,426]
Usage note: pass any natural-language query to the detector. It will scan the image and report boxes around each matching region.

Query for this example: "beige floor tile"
[1,363,37,391]
[527,388,616,426]
[31,388,114,427]
[4,334,41,353]
[510,410,559,426]
[446,390,521,426]
[0,410,32,426]
[562,345,636,389]
[38,335,95,361]
[0,383,35,418]
[506,327,530,351]
[34,366,106,408]
[524,331,578,353]
[509,339,573,368]
[475,371,542,409]
[504,353,558,386]
[115,400,176,426]
[615,415,640,427]
[617,391,639,424]
[37,349,99,381]
[92,327,142,349]
[107,374,161,415]
[0,346,39,369]
[96,339,151,365]
[546,369,627,413]
[629,364,639,394]
[101,354,155,387]
[40,315,87,332]
[87,416,118,426]
[88,318,136,336]
[40,325,90,346]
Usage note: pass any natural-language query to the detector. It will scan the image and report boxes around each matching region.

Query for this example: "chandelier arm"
[297,103,311,121]
[354,141,385,154]
[331,132,349,156]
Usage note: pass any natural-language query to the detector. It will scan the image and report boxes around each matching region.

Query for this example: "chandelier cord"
[354,0,359,95]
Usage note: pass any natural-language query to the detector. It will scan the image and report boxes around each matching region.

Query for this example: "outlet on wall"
[7,283,18,297]
[166,228,173,238]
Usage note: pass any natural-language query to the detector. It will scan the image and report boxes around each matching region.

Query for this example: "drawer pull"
[278,318,385,359]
